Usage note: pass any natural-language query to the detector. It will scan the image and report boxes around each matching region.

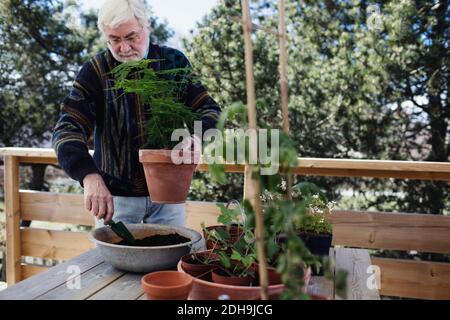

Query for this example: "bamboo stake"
[241,0,269,300]
[4,156,22,284]
[278,0,293,200]
[278,0,289,134]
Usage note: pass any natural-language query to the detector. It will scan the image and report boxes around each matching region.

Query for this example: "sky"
[80,0,219,49]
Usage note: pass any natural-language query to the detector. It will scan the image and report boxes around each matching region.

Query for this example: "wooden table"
[0,247,380,300]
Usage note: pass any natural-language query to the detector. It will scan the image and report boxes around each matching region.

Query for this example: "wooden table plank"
[88,272,145,300]
[307,276,333,299]
[137,293,148,300]
[0,248,104,300]
[36,262,125,300]
[334,247,380,300]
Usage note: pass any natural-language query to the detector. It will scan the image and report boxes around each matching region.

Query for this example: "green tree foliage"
[0,0,86,147]
[0,0,173,148]
[0,0,173,199]
[183,0,449,214]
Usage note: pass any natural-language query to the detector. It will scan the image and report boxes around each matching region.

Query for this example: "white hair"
[97,0,151,37]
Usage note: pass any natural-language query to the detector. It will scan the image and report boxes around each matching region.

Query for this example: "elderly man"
[52,0,220,228]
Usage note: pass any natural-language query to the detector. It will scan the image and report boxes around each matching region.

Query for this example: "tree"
[0,0,174,149]
[183,0,449,213]
[0,0,84,148]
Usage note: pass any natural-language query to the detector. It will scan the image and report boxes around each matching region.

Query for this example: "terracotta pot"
[180,251,219,278]
[139,149,199,204]
[141,270,193,300]
[253,266,314,300]
[211,267,255,286]
[253,263,282,285]
[178,261,284,300]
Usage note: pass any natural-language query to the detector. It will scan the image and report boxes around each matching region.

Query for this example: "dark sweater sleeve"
[175,51,222,135]
[52,60,101,186]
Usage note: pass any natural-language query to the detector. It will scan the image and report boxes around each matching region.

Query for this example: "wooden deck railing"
[1,147,450,299]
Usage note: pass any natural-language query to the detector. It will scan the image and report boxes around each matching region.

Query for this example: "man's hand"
[83,173,114,225]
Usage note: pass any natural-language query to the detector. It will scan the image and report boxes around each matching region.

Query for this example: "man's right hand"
[83,173,114,225]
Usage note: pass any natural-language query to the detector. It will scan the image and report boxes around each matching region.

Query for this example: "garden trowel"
[107,219,136,245]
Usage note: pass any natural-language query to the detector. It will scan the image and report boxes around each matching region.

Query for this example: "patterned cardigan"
[52,43,221,196]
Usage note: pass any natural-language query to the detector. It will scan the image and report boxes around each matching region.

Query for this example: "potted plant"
[202,201,246,250]
[211,259,255,286]
[201,201,257,286]
[204,103,346,299]
[110,59,200,203]
[180,250,219,279]
[211,233,257,286]
[177,197,314,299]
[273,182,334,276]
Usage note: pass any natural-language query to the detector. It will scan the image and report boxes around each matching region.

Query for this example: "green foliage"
[0,0,85,147]
[189,172,244,202]
[292,182,333,235]
[184,0,449,215]
[110,59,200,149]
[201,202,257,278]
[216,203,243,225]
[206,106,340,297]
[0,0,174,149]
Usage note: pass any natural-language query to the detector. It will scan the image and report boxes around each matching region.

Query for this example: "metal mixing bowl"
[89,223,202,273]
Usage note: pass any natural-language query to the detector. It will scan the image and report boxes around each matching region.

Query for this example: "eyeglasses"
[106,26,144,48]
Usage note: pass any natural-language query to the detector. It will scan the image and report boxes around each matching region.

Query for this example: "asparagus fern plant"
[110,59,200,149]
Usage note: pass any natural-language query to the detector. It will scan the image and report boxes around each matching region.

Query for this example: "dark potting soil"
[115,233,191,246]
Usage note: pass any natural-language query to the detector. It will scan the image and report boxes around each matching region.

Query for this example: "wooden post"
[278,0,293,200]
[4,156,22,284]
[241,0,269,300]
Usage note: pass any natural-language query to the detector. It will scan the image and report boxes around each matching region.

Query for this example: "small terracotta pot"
[139,149,199,204]
[180,251,219,278]
[141,270,193,300]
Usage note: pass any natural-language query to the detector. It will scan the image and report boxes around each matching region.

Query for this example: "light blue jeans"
[95,196,186,229]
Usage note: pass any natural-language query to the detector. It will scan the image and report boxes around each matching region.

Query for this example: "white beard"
[109,37,150,63]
